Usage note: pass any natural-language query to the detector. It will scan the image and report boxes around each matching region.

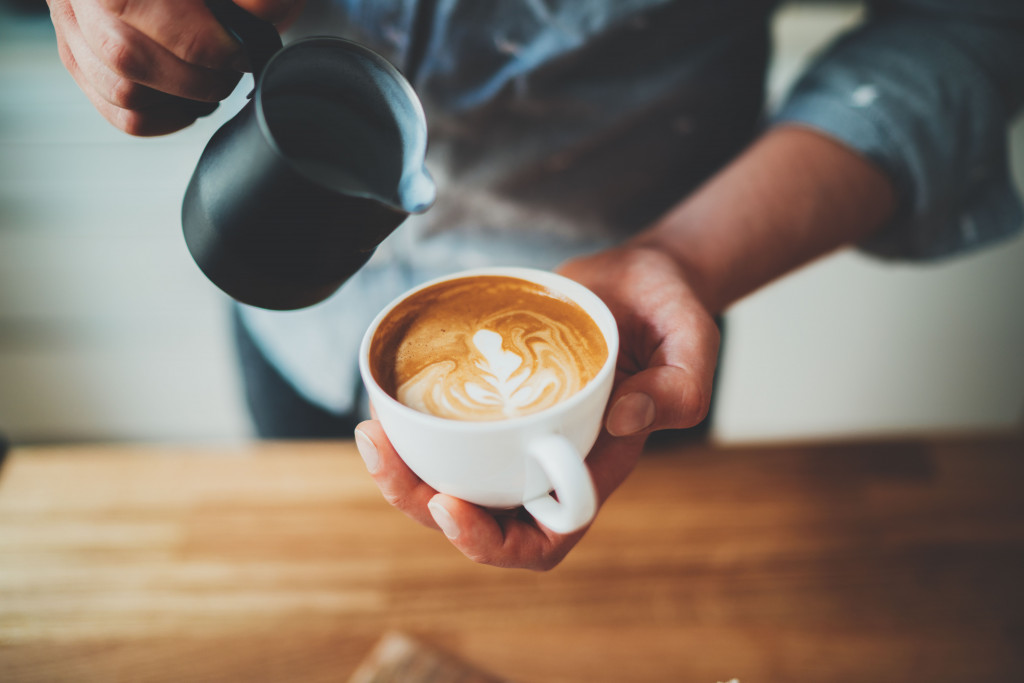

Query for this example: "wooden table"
[1,436,1023,682]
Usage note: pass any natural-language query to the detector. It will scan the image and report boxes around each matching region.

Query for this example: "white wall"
[0,3,1021,444]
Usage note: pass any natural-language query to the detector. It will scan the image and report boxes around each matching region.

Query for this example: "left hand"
[354,245,721,570]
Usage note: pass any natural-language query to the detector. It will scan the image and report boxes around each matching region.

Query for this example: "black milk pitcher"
[182,0,436,310]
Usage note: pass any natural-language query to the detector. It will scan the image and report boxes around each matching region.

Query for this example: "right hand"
[46,0,305,136]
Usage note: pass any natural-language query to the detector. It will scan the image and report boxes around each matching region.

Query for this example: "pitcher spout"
[398,165,436,215]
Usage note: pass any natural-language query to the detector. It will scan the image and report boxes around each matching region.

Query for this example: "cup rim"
[358,266,619,431]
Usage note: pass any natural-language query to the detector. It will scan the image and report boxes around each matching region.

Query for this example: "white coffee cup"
[358,267,619,533]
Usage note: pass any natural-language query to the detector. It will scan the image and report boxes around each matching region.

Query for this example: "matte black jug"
[182,1,435,310]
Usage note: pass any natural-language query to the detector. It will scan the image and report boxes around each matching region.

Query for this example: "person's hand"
[354,245,720,570]
[46,0,305,136]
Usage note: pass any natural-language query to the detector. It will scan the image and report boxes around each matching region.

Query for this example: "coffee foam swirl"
[371,276,608,421]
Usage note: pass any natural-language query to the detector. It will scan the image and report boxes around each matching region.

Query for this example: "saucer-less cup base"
[359,267,619,534]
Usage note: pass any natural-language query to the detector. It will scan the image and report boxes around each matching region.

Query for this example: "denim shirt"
[240,0,1024,416]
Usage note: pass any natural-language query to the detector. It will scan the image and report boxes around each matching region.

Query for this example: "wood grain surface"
[1,436,1022,682]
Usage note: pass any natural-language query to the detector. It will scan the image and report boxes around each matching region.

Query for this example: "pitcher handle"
[206,0,283,80]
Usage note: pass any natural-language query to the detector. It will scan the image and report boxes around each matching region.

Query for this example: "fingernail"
[607,392,656,436]
[428,499,460,540]
[353,428,379,474]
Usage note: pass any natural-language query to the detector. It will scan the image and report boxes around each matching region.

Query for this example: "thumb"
[604,364,713,437]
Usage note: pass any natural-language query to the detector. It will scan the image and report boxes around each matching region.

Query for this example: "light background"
[0,2,1021,444]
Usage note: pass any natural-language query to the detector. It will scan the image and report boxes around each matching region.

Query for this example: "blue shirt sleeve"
[772,0,1024,260]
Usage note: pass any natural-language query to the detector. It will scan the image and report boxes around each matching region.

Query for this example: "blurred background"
[1,1,1022,445]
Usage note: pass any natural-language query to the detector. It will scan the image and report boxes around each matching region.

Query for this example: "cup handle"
[206,0,283,79]
[523,435,598,534]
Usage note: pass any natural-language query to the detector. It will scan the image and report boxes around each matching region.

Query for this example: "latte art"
[370,276,608,421]
[398,322,589,420]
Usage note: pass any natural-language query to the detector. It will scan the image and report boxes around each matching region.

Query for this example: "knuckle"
[107,76,145,109]
[49,1,77,29]
[531,555,560,572]
[381,490,408,509]
[462,548,498,567]
[113,108,149,137]
[98,28,147,81]
[175,29,218,68]
[95,0,129,17]
[682,381,712,426]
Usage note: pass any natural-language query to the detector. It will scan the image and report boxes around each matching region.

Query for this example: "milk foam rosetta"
[371,276,608,421]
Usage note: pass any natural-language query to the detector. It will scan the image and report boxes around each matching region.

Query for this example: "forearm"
[632,125,896,314]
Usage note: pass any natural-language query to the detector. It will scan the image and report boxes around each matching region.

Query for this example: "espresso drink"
[370,275,608,421]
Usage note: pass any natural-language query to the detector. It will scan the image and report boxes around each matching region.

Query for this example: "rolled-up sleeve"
[772,0,1024,260]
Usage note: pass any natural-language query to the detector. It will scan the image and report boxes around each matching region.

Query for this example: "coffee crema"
[370,275,608,421]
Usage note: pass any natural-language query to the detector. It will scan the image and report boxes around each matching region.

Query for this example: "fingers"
[424,432,646,570]
[354,420,592,571]
[69,0,241,102]
[98,0,307,68]
[559,246,721,438]
[605,310,720,436]
[426,494,581,571]
[46,0,272,135]
[82,0,247,71]
[354,421,439,530]
[52,9,225,136]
